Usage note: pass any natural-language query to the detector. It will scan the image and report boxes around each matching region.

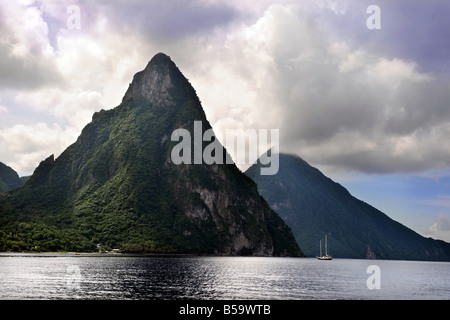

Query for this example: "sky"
[0,0,449,242]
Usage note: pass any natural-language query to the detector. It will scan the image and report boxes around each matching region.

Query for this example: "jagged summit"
[122,52,194,105]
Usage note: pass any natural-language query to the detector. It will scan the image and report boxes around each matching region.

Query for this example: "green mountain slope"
[245,153,450,261]
[0,162,24,193]
[0,53,301,256]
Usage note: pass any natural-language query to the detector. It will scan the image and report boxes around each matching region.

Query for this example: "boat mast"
[325,235,328,256]
[319,239,322,257]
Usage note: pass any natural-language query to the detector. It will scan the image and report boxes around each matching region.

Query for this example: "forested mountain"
[246,153,450,261]
[0,162,24,193]
[0,53,301,256]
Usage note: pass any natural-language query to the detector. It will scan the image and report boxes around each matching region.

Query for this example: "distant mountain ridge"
[246,153,450,261]
[0,162,24,193]
[0,53,301,256]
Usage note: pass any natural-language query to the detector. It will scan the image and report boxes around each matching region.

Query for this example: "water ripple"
[0,253,449,300]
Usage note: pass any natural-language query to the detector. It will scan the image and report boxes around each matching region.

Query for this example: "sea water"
[0,253,449,300]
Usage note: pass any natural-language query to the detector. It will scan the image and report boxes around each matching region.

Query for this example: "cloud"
[169,3,450,175]
[99,0,239,42]
[313,0,450,74]
[423,212,450,242]
[0,122,79,176]
[0,1,63,89]
[4,4,151,118]
[1,0,450,177]
[0,99,8,115]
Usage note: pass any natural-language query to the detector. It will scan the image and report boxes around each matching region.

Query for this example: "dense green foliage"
[246,153,450,261]
[0,54,301,256]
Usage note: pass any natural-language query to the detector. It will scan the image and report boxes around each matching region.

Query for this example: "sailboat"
[316,235,332,260]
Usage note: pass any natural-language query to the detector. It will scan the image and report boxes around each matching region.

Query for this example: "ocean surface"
[0,253,449,300]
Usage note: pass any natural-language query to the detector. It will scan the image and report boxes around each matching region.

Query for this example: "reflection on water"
[0,253,449,300]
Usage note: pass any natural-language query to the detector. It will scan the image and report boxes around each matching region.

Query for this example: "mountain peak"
[141,52,176,75]
[147,52,173,66]
[122,52,190,105]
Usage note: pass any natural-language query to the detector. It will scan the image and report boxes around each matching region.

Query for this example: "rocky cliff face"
[122,53,180,105]
[0,53,302,256]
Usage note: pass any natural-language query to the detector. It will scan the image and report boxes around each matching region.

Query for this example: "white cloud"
[0,122,79,176]
[0,1,60,89]
[367,58,433,89]
[3,1,53,58]
[423,212,450,242]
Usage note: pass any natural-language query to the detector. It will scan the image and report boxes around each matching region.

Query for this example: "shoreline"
[1,252,450,263]
[0,251,306,259]
[0,251,198,257]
